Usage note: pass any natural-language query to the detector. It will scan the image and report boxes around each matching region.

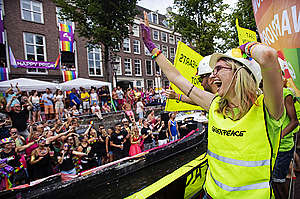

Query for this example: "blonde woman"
[141,12,284,199]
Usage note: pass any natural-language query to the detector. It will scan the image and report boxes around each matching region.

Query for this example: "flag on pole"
[236,18,257,45]
[9,46,17,68]
[0,67,8,81]
[59,23,74,52]
[62,70,76,82]
[54,53,61,69]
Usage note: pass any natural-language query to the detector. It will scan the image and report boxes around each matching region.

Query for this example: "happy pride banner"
[15,59,58,69]
[165,41,203,111]
[252,0,300,96]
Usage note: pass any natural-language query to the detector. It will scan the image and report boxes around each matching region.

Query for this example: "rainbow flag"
[62,70,76,82]
[54,54,60,69]
[0,67,8,81]
[59,23,74,52]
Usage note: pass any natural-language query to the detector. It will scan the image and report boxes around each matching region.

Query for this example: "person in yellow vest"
[271,78,298,198]
[141,12,285,199]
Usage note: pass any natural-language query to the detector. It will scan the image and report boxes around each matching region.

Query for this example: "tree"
[54,0,139,82]
[169,0,229,56]
[226,0,259,48]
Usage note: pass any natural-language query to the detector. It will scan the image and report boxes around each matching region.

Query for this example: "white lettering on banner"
[260,5,300,45]
[252,0,264,14]
[292,6,300,32]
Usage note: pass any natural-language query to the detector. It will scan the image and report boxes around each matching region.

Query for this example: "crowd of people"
[0,83,178,191]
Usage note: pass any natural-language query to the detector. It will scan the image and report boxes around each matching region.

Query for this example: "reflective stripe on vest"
[207,150,270,167]
[209,169,270,192]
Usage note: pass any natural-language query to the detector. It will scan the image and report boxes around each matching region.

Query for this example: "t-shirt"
[6,93,20,107]
[279,88,297,152]
[54,94,64,103]
[116,90,124,99]
[111,131,126,152]
[7,109,29,132]
[42,93,54,106]
[141,127,152,144]
[90,93,98,101]
[136,101,144,113]
[80,92,90,102]
[99,90,109,102]
[69,93,80,106]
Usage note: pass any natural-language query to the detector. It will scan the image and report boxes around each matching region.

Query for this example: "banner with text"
[252,0,300,96]
[165,41,203,111]
[236,18,257,45]
[16,60,57,69]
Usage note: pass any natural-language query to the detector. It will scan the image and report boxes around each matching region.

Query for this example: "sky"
[137,0,238,15]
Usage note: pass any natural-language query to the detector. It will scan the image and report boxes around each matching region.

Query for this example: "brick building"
[0,0,181,89]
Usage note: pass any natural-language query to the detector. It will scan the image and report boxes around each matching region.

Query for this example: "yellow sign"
[165,41,204,111]
[236,18,257,45]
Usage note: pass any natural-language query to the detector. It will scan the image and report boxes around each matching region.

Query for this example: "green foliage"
[54,0,139,49]
[226,0,259,48]
[169,0,230,56]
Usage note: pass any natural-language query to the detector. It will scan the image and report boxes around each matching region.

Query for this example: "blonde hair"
[218,58,259,120]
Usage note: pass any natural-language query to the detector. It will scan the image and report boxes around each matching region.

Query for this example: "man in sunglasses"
[6,96,33,139]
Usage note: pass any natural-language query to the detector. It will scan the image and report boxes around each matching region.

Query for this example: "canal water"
[79,143,207,199]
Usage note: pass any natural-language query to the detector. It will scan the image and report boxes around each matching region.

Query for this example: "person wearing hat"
[141,12,284,199]
[166,55,218,105]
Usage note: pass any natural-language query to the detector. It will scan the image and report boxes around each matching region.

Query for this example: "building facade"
[0,0,181,89]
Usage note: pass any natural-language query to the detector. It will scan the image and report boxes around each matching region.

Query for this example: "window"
[155,43,160,50]
[132,24,139,37]
[145,60,152,76]
[123,38,130,53]
[147,79,154,88]
[21,0,43,23]
[153,30,159,41]
[169,35,175,44]
[23,32,47,74]
[136,80,142,87]
[113,56,122,75]
[134,59,141,76]
[162,45,168,58]
[56,7,73,27]
[133,40,140,54]
[176,36,181,43]
[170,47,175,59]
[87,47,102,76]
[161,32,167,43]
[144,45,151,56]
[155,62,160,75]
[147,12,158,24]
[152,13,158,24]
[124,58,132,75]
[112,38,120,52]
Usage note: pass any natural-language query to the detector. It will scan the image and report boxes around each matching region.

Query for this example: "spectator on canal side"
[5,83,21,108]
[99,86,109,106]
[80,88,90,115]
[89,88,99,106]
[112,87,118,111]
[116,86,124,110]
[42,88,54,121]
[69,88,81,110]
[54,89,65,120]
[29,90,41,123]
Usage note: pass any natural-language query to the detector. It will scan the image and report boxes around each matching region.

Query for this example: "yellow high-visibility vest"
[205,95,280,199]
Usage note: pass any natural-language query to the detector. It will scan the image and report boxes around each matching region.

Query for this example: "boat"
[0,123,207,199]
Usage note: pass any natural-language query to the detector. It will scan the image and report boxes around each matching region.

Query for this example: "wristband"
[186,85,195,97]
[152,50,162,60]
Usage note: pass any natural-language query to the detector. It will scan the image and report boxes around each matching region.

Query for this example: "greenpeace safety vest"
[205,95,280,199]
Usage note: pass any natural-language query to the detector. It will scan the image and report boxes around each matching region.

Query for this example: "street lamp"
[111,60,119,88]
